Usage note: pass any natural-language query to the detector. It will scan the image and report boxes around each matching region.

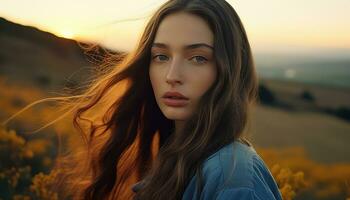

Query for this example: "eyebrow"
[151,42,214,51]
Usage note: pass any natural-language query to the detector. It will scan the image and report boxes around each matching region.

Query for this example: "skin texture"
[149,12,217,135]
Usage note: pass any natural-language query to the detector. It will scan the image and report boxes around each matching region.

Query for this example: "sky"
[0,0,349,54]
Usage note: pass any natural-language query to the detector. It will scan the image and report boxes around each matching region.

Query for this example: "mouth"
[162,97,189,107]
[161,90,189,107]
[162,91,189,107]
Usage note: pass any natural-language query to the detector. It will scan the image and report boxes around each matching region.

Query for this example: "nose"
[166,56,183,86]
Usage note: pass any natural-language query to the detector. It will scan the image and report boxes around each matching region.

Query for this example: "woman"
[4,0,282,199]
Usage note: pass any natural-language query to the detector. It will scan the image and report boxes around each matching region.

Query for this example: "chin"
[163,113,188,121]
[162,107,190,120]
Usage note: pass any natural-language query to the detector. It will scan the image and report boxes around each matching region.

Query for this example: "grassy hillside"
[0,17,120,92]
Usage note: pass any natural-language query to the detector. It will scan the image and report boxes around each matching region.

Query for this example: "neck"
[174,120,185,136]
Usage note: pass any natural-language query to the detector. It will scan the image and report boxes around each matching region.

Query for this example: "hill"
[0,17,121,92]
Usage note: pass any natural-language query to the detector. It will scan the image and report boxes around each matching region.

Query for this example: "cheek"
[191,67,217,98]
[149,66,162,95]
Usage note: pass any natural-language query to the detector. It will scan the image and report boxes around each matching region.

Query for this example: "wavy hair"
[3,0,259,199]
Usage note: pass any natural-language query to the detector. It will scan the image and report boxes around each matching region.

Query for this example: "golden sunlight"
[56,29,76,39]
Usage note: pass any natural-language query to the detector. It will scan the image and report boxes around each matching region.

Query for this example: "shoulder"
[182,140,283,200]
[201,140,257,188]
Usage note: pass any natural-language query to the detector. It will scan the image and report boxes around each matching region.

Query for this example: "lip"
[162,91,189,107]
[162,97,189,107]
[162,91,189,99]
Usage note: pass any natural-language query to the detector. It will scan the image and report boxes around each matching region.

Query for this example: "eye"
[191,56,208,64]
[152,54,169,62]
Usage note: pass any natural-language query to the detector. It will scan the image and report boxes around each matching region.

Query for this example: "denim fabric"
[181,141,282,200]
[131,141,283,200]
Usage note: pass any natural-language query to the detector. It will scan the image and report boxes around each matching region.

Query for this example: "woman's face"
[149,12,217,121]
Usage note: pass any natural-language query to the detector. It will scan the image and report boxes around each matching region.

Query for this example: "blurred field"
[261,78,350,109]
[251,103,350,163]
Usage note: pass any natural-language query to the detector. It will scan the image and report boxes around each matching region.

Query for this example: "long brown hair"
[3,0,259,199]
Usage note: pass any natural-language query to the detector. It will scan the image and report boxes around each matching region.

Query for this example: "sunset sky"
[1,0,349,53]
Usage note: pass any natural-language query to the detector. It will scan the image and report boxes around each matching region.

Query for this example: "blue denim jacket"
[131,141,283,200]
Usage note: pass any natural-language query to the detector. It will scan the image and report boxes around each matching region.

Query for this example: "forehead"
[153,12,214,49]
